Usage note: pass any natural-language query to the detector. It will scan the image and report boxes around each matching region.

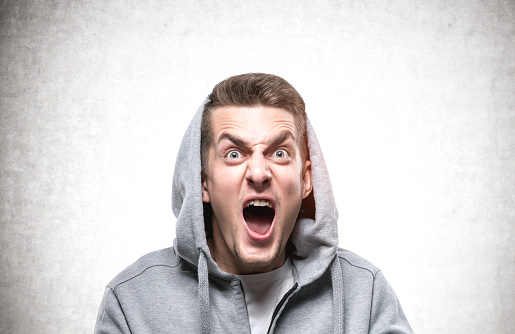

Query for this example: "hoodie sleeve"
[369,271,414,334]
[94,287,131,334]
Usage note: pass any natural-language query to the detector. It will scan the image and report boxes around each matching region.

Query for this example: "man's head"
[200,73,312,275]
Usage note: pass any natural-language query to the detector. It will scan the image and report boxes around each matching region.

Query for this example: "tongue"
[244,207,274,235]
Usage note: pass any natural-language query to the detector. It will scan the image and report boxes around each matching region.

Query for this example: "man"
[95,73,413,333]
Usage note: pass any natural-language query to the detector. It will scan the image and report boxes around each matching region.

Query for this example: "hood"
[172,98,339,286]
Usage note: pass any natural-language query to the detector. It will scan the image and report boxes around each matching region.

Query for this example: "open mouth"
[243,199,275,236]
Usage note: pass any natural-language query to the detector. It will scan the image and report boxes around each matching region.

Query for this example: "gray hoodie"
[94,99,414,333]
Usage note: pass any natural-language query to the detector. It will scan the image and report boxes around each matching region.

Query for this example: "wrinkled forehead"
[209,105,300,144]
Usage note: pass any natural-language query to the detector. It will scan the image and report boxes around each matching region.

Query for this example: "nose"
[246,154,271,188]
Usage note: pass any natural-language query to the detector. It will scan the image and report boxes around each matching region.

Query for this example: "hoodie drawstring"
[331,257,344,333]
[198,251,211,333]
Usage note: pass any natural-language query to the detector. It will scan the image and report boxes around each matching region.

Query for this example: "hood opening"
[203,202,213,239]
[299,190,316,219]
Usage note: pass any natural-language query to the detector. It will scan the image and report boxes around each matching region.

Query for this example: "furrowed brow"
[217,133,249,148]
[269,131,295,148]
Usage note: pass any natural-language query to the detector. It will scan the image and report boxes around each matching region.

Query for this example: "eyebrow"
[269,131,295,149]
[217,131,294,149]
[217,133,249,148]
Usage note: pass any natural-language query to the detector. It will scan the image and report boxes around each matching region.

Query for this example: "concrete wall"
[1,1,513,333]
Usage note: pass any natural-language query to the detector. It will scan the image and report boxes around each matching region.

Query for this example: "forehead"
[210,106,297,143]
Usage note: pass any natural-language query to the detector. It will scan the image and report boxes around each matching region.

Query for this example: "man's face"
[202,106,312,275]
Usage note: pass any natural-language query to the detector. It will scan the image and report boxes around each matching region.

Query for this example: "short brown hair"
[201,73,308,178]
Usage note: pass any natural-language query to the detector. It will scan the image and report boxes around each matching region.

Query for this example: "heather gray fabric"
[94,99,414,333]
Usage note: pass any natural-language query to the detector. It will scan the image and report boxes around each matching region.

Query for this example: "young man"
[95,73,413,333]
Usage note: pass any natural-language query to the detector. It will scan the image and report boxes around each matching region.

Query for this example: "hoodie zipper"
[239,281,252,334]
[266,283,299,334]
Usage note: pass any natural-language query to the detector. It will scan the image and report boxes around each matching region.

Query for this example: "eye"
[226,150,242,159]
[272,149,288,159]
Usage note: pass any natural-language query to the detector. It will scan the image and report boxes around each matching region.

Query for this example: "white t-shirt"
[235,257,294,334]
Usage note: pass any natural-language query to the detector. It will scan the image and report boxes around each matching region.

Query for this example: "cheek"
[275,167,305,194]
[209,164,246,202]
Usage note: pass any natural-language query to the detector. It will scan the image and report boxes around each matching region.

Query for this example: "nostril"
[246,162,271,186]
[247,175,270,188]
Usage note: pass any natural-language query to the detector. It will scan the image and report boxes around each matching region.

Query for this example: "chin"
[234,240,284,269]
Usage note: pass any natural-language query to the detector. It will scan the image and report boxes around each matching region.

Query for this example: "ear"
[302,160,313,199]
[201,175,211,203]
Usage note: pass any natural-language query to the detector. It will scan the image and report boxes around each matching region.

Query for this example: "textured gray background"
[1,1,514,333]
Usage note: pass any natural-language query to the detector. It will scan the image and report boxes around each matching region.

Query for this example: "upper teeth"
[246,200,273,208]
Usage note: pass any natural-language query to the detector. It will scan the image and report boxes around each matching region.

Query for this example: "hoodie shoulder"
[335,249,414,333]
[336,248,381,277]
[107,247,181,289]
